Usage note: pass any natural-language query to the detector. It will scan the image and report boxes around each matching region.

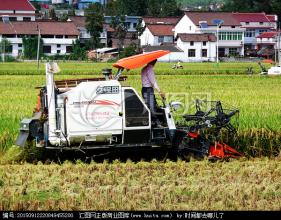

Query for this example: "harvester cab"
[16,51,242,160]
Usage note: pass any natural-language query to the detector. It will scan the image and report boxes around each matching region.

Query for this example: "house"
[0,0,36,21]
[0,21,79,57]
[69,15,140,48]
[175,11,246,57]
[143,43,184,62]
[69,16,109,47]
[233,12,277,50]
[104,15,141,48]
[176,33,217,62]
[256,31,281,58]
[140,17,180,46]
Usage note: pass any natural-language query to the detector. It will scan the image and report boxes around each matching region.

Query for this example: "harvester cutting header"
[16,50,242,160]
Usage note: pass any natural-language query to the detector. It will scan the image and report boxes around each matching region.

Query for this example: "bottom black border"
[1,211,280,220]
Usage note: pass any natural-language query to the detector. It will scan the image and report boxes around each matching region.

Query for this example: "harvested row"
[0,159,281,210]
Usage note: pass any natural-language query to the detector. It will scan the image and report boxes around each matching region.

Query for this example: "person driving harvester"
[141,59,165,128]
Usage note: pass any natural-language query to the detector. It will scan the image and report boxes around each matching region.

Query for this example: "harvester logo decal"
[72,100,120,107]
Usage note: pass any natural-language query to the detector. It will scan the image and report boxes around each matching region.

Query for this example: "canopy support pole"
[114,68,124,80]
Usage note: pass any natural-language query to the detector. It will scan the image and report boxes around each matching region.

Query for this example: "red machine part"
[187,132,242,159]
[209,142,243,159]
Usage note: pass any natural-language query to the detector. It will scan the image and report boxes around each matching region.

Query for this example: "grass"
[0,158,281,210]
[0,61,272,75]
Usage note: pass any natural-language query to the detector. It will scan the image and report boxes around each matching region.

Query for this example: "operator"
[141,59,165,127]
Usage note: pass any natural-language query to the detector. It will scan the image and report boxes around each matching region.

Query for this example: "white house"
[176,33,217,62]
[0,0,36,22]
[175,11,246,57]
[233,12,277,50]
[140,17,180,46]
[0,21,79,57]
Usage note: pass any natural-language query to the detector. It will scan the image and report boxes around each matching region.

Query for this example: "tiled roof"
[69,16,114,32]
[0,0,35,11]
[177,33,216,42]
[0,21,79,36]
[143,17,180,25]
[184,11,241,26]
[233,13,270,22]
[69,16,86,27]
[146,24,174,36]
[256,31,277,39]
[266,15,277,22]
[143,44,183,52]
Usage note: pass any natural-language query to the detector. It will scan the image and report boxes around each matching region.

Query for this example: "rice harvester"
[16,50,242,160]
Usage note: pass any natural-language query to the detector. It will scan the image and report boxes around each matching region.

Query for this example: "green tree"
[49,8,58,21]
[70,40,87,60]
[271,0,281,25]
[160,0,182,17]
[147,0,161,16]
[22,37,43,59]
[0,38,12,54]
[110,15,128,50]
[119,43,138,58]
[85,3,104,49]
[147,0,182,17]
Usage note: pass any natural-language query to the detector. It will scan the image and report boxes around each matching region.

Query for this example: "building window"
[133,23,137,28]
[9,17,16,21]
[201,49,207,57]
[66,46,72,53]
[158,36,164,43]
[229,48,238,56]
[203,41,206,46]
[188,49,196,57]
[219,32,242,41]
[56,35,63,38]
[259,30,267,34]
[190,41,194,46]
[18,44,22,48]
[231,26,235,28]
[23,17,31,21]
[126,22,130,28]
[260,22,264,25]
[57,50,61,54]
[246,22,249,25]
[43,46,51,53]
[189,26,192,31]
[245,30,255,38]
[57,44,61,48]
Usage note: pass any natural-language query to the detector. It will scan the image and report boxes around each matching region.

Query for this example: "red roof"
[177,33,216,42]
[146,24,174,36]
[184,11,241,26]
[256,31,277,39]
[143,17,180,25]
[0,0,35,11]
[233,13,270,22]
[69,16,114,32]
[266,15,277,22]
[0,21,79,36]
[69,16,86,27]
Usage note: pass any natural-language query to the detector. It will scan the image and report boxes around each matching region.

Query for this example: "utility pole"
[36,27,41,71]
[212,19,224,64]
[216,24,219,63]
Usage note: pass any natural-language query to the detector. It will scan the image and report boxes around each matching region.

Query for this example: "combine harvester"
[16,50,242,160]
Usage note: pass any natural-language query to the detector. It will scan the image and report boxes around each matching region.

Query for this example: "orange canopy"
[113,50,170,70]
